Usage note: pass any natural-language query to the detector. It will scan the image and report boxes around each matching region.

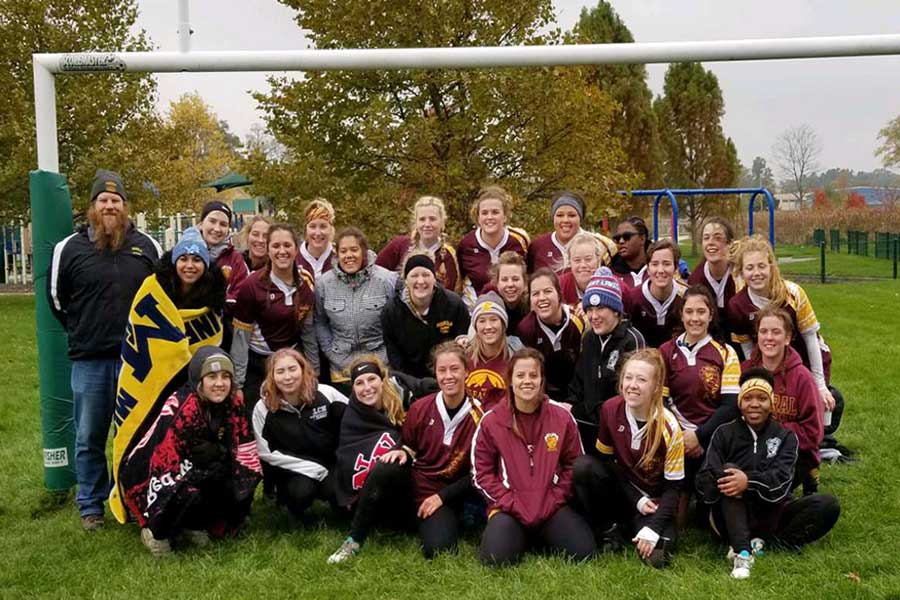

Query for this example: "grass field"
[1,284,899,600]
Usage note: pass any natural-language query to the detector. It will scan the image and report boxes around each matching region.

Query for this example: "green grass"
[1,287,899,599]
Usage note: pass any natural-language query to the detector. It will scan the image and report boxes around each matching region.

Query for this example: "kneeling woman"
[573,349,684,568]
[696,368,840,580]
[328,356,409,563]
[472,348,593,567]
[121,348,261,556]
[252,348,348,522]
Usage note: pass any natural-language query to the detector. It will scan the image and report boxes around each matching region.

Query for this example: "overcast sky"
[136,0,900,174]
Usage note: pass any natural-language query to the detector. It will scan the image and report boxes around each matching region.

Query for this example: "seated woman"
[121,348,261,557]
[573,349,684,568]
[567,267,645,451]
[381,253,470,379]
[559,232,608,316]
[659,285,741,524]
[315,227,398,391]
[327,355,409,563]
[472,348,593,567]
[624,239,686,348]
[515,268,584,402]
[485,251,530,334]
[527,190,615,274]
[375,342,485,559]
[609,216,650,290]
[252,348,348,523]
[458,291,523,410]
[742,306,824,495]
[696,368,840,580]
[376,195,460,291]
[687,216,740,339]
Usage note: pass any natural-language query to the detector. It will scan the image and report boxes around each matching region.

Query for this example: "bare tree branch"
[773,124,822,205]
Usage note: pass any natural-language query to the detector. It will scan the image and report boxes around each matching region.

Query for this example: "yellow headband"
[738,378,773,402]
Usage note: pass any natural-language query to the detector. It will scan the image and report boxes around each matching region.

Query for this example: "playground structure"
[27,2,900,491]
[622,187,777,246]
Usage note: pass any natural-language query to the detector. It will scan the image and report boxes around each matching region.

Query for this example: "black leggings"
[243,350,268,419]
[825,385,844,437]
[712,493,840,553]
[348,461,414,544]
[264,464,335,518]
[478,506,595,567]
[419,504,462,559]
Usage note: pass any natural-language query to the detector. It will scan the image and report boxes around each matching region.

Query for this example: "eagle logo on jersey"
[436,320,453,334]
[466,369,506,394]
[700,365,721,401]
[221,265,233,280]
[766,437,781,459]
[545,432,559,452]
[352,433,396,490]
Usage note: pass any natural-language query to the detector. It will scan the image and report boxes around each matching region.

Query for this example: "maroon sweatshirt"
[471,397,583,528]
[376,234,460,292]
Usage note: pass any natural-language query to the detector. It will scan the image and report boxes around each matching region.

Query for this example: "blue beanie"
[172,229,210,268]
[582,266,623,314]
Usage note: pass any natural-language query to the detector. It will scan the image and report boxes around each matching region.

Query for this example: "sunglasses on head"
[613,232,637,243]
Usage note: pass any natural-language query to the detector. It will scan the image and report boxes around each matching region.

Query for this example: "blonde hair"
[729,235,788,308]
[303,197,336,225]
[236,214,273,251]
[409,196,447,247]
[565,232,606,269]
[469,317,511,366]
[469,185,514,224]
[348,354,406,426]
[618,349,669,471]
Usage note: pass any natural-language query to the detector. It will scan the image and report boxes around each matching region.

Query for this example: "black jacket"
[48,223,161,359]
[380,285,470,379]
[695,417,799,504]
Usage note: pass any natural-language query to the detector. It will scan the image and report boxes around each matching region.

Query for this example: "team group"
[48,170,842,578]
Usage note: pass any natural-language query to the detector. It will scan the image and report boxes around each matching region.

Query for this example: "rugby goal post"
[31,32,900,490]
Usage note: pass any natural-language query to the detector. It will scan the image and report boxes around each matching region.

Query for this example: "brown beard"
[87,204,129,251]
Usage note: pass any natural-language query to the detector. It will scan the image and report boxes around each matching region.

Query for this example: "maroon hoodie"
[471,396,583,528]
[743,347,823,462]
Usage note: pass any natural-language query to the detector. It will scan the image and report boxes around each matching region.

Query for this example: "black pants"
[793,452,821,496]
[264,464,335,518]
[243,350,268,420]
[712,493,840,553]
[478,505,595,567]
[825,385,844,436]
[348,461,414,544]
[149,478,252,540]
[418,504,461,559]
[573,455,677,547]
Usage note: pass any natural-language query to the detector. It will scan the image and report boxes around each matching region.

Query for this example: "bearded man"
[49,169,162,530]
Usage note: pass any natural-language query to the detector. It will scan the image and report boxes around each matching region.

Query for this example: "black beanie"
[201,200,233,224]
[403,253,436,278]
[90,169,127,202]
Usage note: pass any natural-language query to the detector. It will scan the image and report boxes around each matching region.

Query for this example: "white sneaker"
[327,537,360,564]
[182,529,211,547]
[750,537,765,556]
[730,550,754,579]
[141,528,172,558]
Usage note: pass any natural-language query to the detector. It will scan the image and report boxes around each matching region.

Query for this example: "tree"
[0,0,157,221]
[750,156,775,189]
[847,191,867,209]
[773,124,822,205]
[254,0,633,243]
[573,1,663,188]
[813,188,831,210]
[654,62,740,254]
[876,114,900,169]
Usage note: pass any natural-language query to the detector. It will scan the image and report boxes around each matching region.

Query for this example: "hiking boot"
[730,550,754,579]
[141,528,172,558]
[182,529,211,547]
[81,514,104,532]
[327,537,360,564]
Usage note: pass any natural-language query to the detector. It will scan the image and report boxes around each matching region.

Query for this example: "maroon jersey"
[610,254,647,291]
[596,395,685,498]
[376,234,460,292]
[218,244,250,306]
[466,352,509,411]
[528,230,616,274]
[515,309,584,402]
[624,280,686,348]
[660,335,740,431]
[688,260,741,311]
[231,268,316,354]
[742,348,823,462]
[559,271,581,306]
[295,242,333,281]
[457,227,529,301]
[401,392,484,505]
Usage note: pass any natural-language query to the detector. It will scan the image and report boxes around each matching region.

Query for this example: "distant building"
[837,186,900,208]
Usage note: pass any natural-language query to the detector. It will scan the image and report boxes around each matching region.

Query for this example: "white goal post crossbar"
[32,33,900,172]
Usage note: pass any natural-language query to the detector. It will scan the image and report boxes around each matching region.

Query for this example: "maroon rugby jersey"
[457,227,528,298]
[596,395,685,498]
[515,309,584,402]
[401,392,483,505]
[623,280,686,348]
[687,260,740,311]
[376,234,460,292]
[219,245,250,306]
[559,271,581,306]
[466,352,509,411]
[528,231,616,274]
[295,242,333,281]
[231,267,316,354]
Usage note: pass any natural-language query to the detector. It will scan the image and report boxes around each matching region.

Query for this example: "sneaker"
[182,529,211,547]
[81,514,104,532]
[327,537,360,564]
[141,528,172,558]
[730,550,754,579]
[750,537,765,556]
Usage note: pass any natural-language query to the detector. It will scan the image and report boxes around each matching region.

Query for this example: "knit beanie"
[403,253,436,278]
[171,229,210,268]
[470,291,509,334]
[188,346,235,393]
[201,200,233,225]
[582,266,623,314]
[90,169,127,202]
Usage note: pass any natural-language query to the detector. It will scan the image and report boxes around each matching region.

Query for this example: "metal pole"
[894,238,898,280]
[32,62,59,172]
[177,0,192,53]
[819,241,826,284]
